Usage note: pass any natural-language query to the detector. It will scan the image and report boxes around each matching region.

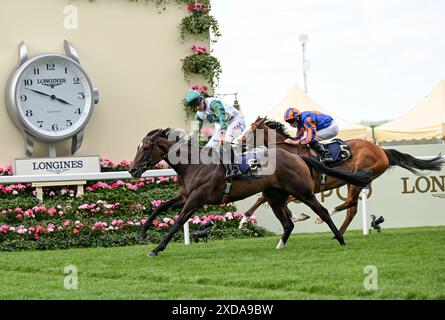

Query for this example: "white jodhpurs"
[316,121,339,141]
[207,117,246,147]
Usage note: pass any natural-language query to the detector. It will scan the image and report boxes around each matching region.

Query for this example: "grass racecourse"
[0,227,444,300]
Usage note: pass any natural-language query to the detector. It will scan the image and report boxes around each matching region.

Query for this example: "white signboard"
[14,156,100,176]
[237,144,445,233]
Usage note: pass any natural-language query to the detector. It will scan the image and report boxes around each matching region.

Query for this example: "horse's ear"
[259,116,267,125]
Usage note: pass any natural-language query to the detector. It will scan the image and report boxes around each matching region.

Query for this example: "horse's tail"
[384,149,445,175]
[301,156,372,188]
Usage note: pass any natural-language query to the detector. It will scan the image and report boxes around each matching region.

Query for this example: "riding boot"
[310,141,333,163]
[226,164,243,179]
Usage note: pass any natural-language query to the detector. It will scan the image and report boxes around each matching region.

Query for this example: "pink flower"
[16,213,23,219]
[125,183,138,191]
[201,127,214,137]
[73,228,79,235]
[47,208,57,215]
[233,211,244,218]
[17,225,27,234]
[192,216,201,224]
[191,45,208,55]
[63,220,71,227]
[225,212,234,220]
[0,225,10,233]
[35,226,45,234]
[151,200,162,208]
[163,217,174,225]
[187,2,208,12]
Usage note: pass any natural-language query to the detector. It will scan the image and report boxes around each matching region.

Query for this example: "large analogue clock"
[5,41,99,156]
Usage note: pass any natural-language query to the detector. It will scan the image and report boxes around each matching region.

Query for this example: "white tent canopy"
[375,80,445,144]
[267,84,373,141]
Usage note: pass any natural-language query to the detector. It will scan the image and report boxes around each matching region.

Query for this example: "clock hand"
[24,88,52,98]
[54,97,73,106]
[24,88,72,106]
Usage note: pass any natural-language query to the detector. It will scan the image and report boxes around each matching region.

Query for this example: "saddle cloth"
[235,147,268,176]
[321,139,351,165]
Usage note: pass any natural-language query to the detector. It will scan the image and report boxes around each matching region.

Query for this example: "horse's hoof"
[315,217,324,224]
[238,223,247,230]
[292,213,310,223]
[147,251,157,257]
[276,240,285,250]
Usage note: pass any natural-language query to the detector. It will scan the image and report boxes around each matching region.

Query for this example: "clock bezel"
[5,53,95,143]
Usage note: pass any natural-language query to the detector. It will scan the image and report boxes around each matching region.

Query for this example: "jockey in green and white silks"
[185,90,246,148]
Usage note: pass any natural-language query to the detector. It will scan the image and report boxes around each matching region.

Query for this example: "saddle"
[319,139,352,167]
[219,147,265,204]
[218,147,264,179]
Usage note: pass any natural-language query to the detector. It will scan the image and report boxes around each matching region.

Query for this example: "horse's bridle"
[141,138,167,171]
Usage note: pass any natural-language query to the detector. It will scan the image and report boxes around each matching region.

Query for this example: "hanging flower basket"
[182,45,222,87]
[179,2,221,40]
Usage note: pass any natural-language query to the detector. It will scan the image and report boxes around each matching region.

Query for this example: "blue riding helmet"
[185,90,203,108]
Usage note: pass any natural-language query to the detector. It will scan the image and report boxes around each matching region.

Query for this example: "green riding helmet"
[185,90,203,108]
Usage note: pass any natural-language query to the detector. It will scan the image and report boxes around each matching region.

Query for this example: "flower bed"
[0,159,269,251]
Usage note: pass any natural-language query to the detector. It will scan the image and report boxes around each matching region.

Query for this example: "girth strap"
[221,177,233,204]
[319,174,327,193]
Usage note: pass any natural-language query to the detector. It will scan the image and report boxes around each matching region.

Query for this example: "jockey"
[283,107,339,162]
[185,90,246,177]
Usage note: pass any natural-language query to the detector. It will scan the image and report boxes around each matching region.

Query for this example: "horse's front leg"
[148,195,204,257]
[141,195,186,241]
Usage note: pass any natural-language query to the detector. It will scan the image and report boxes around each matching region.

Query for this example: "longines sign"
[14,156,100,176]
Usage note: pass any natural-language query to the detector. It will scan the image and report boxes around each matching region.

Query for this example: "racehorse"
[128,128,373,256]
[240,117,445,234]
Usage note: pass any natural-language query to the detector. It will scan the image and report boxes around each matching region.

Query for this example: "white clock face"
[15,55,93,139]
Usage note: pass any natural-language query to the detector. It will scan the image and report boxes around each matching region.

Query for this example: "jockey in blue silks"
[283,107,339,162]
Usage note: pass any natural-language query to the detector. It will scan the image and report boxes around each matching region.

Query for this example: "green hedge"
[0,174,270,251]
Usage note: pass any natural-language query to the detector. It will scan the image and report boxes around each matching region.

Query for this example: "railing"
[0,169,176,184]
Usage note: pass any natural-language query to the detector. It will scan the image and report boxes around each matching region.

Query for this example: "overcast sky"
[211,0,445,124]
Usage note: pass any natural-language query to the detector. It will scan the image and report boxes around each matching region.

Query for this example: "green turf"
[1,227,444,300]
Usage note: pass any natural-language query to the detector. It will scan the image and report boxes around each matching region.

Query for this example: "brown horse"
[241,117,445,234]
[128,128,373,256]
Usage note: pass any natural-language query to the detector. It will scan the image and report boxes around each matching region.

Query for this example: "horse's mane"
[146,128,188,140]
[262,119,292,138]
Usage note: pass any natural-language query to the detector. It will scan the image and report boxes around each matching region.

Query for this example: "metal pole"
[361,189,369,235]
[184,221,190,245]
[302,41,308,94]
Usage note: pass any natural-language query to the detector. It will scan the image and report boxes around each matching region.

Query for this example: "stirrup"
[226,166,242,179]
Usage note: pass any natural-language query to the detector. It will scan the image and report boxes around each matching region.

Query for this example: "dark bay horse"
[241,117,445,234]
[129,128,372,256]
